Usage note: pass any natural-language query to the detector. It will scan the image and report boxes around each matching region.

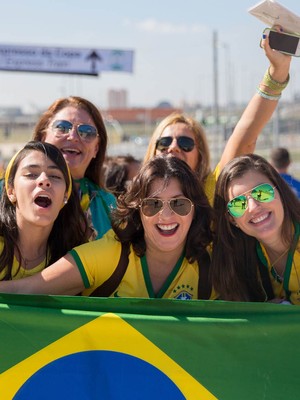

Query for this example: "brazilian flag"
[0,294,298,399]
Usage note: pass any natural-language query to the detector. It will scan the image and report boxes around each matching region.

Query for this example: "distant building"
[108,89,128,109]
[156,101,173,109]
[0,107,22,117]
[104,107,182,124]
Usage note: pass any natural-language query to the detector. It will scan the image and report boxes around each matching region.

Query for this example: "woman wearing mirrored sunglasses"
[211,154,300,304]
[33,96,116,240]
[0,156,216,300]
[143,33,291,204]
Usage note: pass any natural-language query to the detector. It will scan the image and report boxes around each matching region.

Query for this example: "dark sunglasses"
[227,183,276,218]
[156,136,195,152]
[140,197,194,217]
[52,120,98,141]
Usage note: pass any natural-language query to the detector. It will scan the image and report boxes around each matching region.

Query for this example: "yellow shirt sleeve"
[70,229,122,290]
[204,163,220,205]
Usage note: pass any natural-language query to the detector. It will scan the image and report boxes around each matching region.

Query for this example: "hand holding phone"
[261,28,300,57]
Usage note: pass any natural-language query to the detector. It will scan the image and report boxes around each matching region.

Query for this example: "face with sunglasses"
[227,171,284,241]
[155,123,198,172]
[45,107,99,180]
[140,178,194,254]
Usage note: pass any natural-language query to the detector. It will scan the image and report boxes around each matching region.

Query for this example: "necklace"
[22,253,46,268]
[271,248,289,267]
[271,247,290,283]
[270,247,289,283]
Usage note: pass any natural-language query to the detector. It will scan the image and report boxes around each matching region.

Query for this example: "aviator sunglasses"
[140,197,194,217]
[156,136,195,153]
[52,120,99,141]
[227,183,276,218]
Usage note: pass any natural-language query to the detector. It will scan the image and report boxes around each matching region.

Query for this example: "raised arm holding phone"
[143,29,292,204]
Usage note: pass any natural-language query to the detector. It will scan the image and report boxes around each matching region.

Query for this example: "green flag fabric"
[0,294,298,399]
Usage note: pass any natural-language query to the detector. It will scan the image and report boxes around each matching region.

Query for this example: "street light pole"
[213,30,219,127]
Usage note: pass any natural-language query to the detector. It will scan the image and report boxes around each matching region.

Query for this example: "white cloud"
[123,18,206,34]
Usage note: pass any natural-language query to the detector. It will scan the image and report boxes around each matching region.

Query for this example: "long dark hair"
[0,141,88,279]
[33,96,107,187]
[112,155,214,263]
[211,154,300,301]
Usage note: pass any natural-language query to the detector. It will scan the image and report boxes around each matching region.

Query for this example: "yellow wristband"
[262,68,289,93]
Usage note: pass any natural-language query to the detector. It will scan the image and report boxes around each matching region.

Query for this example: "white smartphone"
[261,28,300,57]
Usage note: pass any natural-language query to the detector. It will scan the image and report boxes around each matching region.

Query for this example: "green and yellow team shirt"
[257,236,300,305]
[0,236,46,280]
[70,229,214,299]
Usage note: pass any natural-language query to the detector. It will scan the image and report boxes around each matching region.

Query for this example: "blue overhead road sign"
[0,44,134,75]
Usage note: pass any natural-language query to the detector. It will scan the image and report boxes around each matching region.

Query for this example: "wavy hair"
[112,155,214,263]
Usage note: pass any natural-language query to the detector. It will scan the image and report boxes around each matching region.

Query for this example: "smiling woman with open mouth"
[0,141,88,280]
[0,155,216,300]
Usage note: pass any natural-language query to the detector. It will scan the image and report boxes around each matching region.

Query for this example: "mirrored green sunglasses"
[227,183,276,218]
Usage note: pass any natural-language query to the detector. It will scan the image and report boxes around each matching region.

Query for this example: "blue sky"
[0,0,299,113]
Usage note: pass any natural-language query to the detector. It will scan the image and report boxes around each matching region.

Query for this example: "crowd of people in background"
[103,154,141,198]
[0,28,299,304]
[270,147,300,198]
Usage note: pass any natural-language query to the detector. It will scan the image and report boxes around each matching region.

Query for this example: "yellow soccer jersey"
[70,229,214,299]
[0,236,46,280]
[258,238,300,305]
[204,164,220,205]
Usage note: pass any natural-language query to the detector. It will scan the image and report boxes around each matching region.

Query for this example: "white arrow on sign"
[0,44,134,75]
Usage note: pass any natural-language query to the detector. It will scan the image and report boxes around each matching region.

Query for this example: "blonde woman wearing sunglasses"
[0,156,216,299]
[211,154,300,304]
[144,33,291,204]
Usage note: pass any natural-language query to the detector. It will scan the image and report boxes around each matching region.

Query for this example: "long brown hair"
[211,154,300,301]
[0,141,88,280]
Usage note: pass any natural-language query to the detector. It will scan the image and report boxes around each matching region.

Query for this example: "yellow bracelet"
[262,68,290,93]
[259,83,282,96]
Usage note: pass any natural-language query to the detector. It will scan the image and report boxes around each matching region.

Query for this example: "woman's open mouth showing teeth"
[251,213,269,224]
[34,195,52,208]
[157,223,178,235]
[62,148,80,155]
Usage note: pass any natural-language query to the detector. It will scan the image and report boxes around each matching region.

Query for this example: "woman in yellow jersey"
[143,32,291,204]
[0,141,88,280]
[211,154,300,304]
[0,156,215,299]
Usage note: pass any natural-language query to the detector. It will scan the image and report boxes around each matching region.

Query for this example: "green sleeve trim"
[69,249,90,288]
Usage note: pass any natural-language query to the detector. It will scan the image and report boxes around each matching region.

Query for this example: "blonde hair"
[143,113,211,184]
